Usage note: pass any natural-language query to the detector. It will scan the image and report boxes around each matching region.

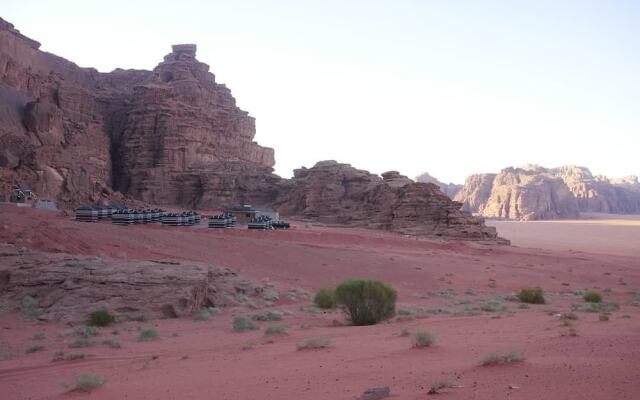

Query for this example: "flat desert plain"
[1,206,639,399]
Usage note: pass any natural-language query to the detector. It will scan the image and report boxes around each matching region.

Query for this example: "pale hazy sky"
[3,0,639,183]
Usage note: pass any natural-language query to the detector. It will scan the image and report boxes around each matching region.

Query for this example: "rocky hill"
[0,18,276,209]
[275,161,504,241]
[415,172,462,198]
[0,18,504,241]
[454,165,640,220]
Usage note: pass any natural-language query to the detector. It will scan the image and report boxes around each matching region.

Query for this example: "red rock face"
[113,44,276,208]
[0,19,275,209]
[275,161,506,242]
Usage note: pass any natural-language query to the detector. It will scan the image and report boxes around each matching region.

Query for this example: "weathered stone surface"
[113,44,276,209]
[275,161,506,242]
[415,172,463,198]
[455,165,640,220]
[0,18,275,209]
[0,244,265,323]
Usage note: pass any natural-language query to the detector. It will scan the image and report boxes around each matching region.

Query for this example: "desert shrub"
[480,300,505,312]
[428,381,456,394]
[101,339,121,348]
[137,328,159,342]
[517,287,545,304]
[599,313,610,322]
[63,325,100,338]
[560,312,579,321]
[233,316,259,332]
[583,291,602,303]
[400,328,410,337]
[572,302,619,313]
[32,332,45,340]
[334,279,397,325]
[26,344,45,354]
[241,341,256,350]
[412,330,436,348]
[69,338,98,348]
[193,309,211,321]
[265,326,288,335]
[89,309,115,327]
[480,351,525,366]
[65,353,87,361]
[314,288,337,309]
[262,290,280,302]
[252,311,283,321]
[73,374,106,392]
[297,336,332,350]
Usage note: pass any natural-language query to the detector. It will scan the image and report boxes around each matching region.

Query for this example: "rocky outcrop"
[415,172,462,198]
[113,44,277,208]
[549,166,640,214]
[0,18,276,209]
[275,161,505,242]
[455,165,640,220]
[0,243,266,323]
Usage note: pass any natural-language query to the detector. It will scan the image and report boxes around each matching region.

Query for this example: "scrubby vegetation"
[233,316,259,332]
[72,374,107,392]
[313,287,337,309]
[89,309,115,327]
[69,338,98,348]
[265,326,288,335]
[137,328,159,342]
[517,287,545,304]
[334,279,397,325]
[479,351,526,366]
[412,330,436,348]
[297,336,332,350]
[26,344,45,354]
[583,291,602,303]
[63,325,100,338]
[252,311,283,321]
[428,380,457,394]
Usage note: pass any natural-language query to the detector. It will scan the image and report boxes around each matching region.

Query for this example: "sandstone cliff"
[0,18,276,209]
[275,161,505,242]
[415,172,462,198]
[455,165,640,220]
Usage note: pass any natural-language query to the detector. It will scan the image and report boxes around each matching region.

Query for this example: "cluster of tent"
[161,211,202,226]
[75,205,289,230]
[208,213,236,228]
[248,215,290,230]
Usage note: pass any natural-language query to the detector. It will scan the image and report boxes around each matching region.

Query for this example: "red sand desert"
[1,206,639,399]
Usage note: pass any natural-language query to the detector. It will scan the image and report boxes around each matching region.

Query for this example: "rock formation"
[455,164,640,220]
[275,161,505,242]
[113,44,278,208]
[0,18,276,209]
[0,18,503,241]
[415,172,462,198]
[0,243,266,323]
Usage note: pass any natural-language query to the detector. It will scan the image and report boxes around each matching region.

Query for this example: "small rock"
[509,384,521,389]
[360,386,390,400]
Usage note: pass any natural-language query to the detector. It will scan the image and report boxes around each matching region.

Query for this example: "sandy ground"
[1,205,639,399]
[488,214,640,256]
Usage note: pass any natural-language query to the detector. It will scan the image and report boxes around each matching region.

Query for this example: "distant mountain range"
[417,165,640,220]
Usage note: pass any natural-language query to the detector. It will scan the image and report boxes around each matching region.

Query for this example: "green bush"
[233,316,259,332]
[517,287,545,304]
[74,374,107,392]
[137,329,159,342]
[89,309,115,327]
[334,279,397,325]
[313,288,337,309]
[583,291,602,303]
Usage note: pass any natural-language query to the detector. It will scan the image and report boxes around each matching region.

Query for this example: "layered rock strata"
[275,161,505,242]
